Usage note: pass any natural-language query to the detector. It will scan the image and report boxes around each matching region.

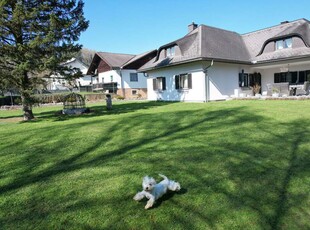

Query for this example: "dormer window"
[276,38,292,50]
[166,46,175,57]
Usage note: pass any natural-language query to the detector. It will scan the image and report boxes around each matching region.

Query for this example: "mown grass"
[0,100,309,229]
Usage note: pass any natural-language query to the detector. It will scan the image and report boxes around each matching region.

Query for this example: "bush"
[115,95,125,100]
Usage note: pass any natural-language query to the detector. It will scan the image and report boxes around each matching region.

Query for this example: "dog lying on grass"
[133,174,181,209]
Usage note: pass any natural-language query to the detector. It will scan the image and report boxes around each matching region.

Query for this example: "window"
[239,73,249,87]
[274,71,298,83]
[132,90,137,95]
[130,73,138,82]
[110,75,113,82]
[239,72,261,87]
[175,73,192,89]
[153,77,166,91]
[166,46,175,57]
[276,38,292,50]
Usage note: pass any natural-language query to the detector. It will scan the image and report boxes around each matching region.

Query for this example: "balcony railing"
[92,82,118,93]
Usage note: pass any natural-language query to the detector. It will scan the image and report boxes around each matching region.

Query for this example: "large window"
[275,38,292,50]
[153,77,166,91]
[166,46,175,57]
[275,70,310,84]
[130,73,138,82]
[175,73,192,89]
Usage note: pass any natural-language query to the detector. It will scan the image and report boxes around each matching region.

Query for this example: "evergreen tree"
[0,0,89,120]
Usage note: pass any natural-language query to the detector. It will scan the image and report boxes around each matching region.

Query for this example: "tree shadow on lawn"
[31,101,175,122]
[185,120,310,229]
[0,105,309,229]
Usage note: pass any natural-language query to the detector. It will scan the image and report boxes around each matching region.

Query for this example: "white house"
[87,50,156,99]
[139,19,310,101]
[47,58,92,92]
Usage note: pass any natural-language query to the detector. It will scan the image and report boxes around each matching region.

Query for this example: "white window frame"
[276,38,292,50]
[166,46,175,57]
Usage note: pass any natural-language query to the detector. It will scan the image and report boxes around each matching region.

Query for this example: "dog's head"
[142,176,156,191]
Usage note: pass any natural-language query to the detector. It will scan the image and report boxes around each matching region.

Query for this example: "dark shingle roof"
[96,52,135,68]
[242,18,310,59]
[200,25,250,62]
[139,18,310,71]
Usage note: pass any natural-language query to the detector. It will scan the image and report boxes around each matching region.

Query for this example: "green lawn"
[0,100,309,229]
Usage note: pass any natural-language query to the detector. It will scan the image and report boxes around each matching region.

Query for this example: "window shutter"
[153,78,157,90]
[162,77,166,90]
[239,73,243,87]
[175,75,180,89]
[188,74,192,89]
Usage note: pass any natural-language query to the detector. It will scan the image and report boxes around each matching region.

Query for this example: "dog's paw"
[133,193,144,201]
[175,183,181,191]
[145,203,152,209]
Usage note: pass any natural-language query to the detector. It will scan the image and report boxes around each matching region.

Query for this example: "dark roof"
[139,18,310,71]
[87,50,157,74]
[122,50,157,69]
[242,18,310,59]
[96,52,135,68]
[200,25,250,62]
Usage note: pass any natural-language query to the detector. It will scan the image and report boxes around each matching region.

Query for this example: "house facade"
[47,58,92,92]
[140,19,310,101]
[87,51,156,99]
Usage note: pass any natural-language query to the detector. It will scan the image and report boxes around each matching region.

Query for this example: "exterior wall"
[147,62,206,102]
[147,61,251,102]
[117,88,147,99]
[63,59,89,75]
[47,59,91,90]
[121,69,147,89]
[97,69,147,98]
[77,76,92,86]
[97,70,122,88]
[208,63,241,100]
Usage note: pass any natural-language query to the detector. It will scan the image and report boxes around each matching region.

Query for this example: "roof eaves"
[139,57,252,72]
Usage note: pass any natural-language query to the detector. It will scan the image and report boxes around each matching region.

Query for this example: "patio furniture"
[295,81,310,95]
[267,82,292,96]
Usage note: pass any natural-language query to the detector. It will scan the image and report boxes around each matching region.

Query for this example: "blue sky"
[79,0,310,54]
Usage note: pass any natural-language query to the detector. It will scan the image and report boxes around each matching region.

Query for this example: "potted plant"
[251,83,261,96]
[272,87,280,97]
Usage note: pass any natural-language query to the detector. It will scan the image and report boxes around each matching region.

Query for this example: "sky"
[78,0,310,55]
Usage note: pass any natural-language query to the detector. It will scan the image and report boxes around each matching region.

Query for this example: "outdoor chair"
[296,81,309,95]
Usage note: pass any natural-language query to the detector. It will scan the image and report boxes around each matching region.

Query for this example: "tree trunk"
[21,93,34,121]
[21,72,35,121]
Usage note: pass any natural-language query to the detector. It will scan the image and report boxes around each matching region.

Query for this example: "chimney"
[188,22,198,32]
[281,21,289,24]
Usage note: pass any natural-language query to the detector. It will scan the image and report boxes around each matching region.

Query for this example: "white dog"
[133,174,181,209]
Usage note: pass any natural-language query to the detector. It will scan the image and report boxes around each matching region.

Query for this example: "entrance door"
[249,72,262,93]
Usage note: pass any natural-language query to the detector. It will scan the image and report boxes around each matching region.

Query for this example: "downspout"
[119,67,125,97]
[203,60,214,102]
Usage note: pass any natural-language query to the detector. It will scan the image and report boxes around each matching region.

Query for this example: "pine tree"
[0,0,89,120]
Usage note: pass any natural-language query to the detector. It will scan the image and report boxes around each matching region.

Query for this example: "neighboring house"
[47,58,92,92]
[139,19,310,101]
[87,50,156,99]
